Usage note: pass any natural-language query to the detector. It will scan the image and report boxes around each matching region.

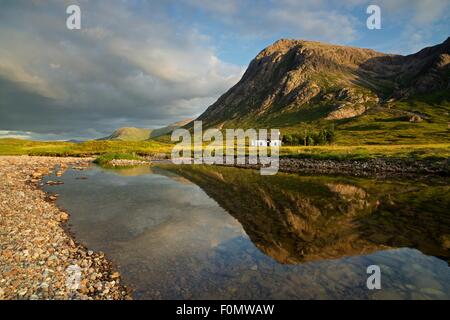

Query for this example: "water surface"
[44,164,450,299]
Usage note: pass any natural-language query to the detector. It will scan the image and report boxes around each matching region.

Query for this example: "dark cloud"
[0,0,243,140]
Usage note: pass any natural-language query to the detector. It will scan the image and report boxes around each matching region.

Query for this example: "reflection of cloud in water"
[102,165,156,177]
[117,208,245,268]
[101,165,194,185]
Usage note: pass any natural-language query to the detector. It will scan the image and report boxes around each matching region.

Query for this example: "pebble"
[0,156,131,300]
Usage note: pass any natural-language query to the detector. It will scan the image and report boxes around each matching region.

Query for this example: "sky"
[0,0,449,140]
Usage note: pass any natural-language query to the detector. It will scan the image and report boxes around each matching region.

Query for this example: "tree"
[325,125,336,144]
[317,130,327,145]
[292,134,302,145]
[303,127,308,146]
[282,134,293,145]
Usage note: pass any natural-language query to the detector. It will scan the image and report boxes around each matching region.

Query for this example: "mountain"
[196,38,450,144]
[100,119,194,141]
[149,118,194,138]
[99,127,152,141]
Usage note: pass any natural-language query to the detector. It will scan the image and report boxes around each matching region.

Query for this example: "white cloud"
[374,0,450,24]
[0,0,244,138]
[182,0,359,43]
[0,130,32,140]
[267,7,357,42]
[0,130,72,141]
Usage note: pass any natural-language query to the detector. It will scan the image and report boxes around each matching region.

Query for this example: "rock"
[18,288,28,296]
[326,103,367,120]
[32,172,42,179]
[231,157,449,177]
[46,180,64,186]
[409,115,423,123]
[47,195,58,201]
[108,159,150,167]
[95,282,103,291]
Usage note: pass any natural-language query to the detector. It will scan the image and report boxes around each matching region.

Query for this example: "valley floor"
[1,139,449,161]
[0,156,130,300]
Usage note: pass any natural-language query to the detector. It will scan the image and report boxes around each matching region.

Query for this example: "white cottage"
[250,139,282,147]
[269,140,282,147]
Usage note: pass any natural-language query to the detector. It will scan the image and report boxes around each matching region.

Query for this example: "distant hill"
[195,37,450,144]
[99,127,152,141]
[149,118,194,138]
[100,118,193,141]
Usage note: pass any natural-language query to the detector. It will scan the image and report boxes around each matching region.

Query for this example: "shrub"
[93,153,144,166]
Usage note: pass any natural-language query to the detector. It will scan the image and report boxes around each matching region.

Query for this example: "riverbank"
[0,156,131,300]
[233,157,450,177]
[155,156,449,177]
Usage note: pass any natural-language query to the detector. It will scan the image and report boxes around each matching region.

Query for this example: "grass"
[279,144,450,161]
[1,138,449,162]
[334,107,449,145]
[317,91,449,145]
[93,153,144,166]
[192,90,450,147]
[0,139,173,157]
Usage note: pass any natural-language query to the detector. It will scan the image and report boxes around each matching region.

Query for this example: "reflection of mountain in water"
[162,165,450,264]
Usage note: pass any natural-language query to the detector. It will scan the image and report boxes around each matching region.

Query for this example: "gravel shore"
[231,157,450,177]
[0,156,131,300]
[108,159,150,167]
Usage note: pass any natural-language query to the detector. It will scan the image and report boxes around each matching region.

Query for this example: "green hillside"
[195,38,450,146]
[99,127,153,141]
[100,119,194,142]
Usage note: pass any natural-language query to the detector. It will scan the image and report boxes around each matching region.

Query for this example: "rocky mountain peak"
[197,37,449,128]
